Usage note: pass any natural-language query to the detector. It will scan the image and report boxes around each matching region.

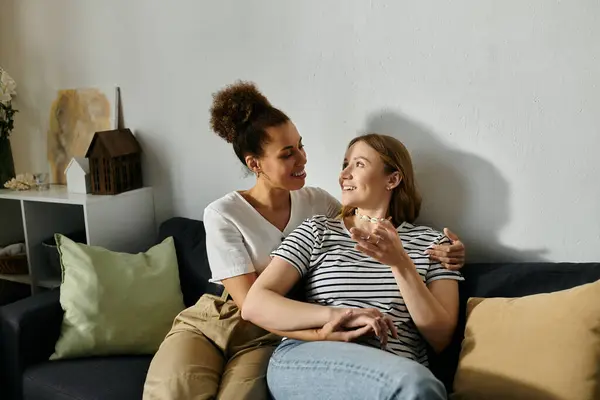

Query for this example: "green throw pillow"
[51,234,185,360]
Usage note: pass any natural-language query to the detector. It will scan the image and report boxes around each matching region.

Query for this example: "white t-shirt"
[203,186,341,283]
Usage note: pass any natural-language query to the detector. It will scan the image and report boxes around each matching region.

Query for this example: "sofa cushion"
[51,235,185,360]
[453,278,600,399]
[157,217,224,307]
[430,262,600,392]
[459,262,600,298]
[23,356,151,400]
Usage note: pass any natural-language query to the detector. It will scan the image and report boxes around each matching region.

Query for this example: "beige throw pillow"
[452,279,600,400]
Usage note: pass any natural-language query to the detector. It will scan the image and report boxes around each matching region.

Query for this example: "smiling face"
[339,134,422,226]
[339,140,396,209]
[250,120,307,191]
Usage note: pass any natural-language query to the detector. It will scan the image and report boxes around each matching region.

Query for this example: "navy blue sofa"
[1,217,599,399]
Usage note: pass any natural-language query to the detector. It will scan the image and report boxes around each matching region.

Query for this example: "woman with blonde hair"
[243,133,463,399]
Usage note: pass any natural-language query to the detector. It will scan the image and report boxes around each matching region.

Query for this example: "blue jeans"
[267,340,446,400]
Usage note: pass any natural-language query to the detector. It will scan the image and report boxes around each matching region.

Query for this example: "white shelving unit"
[0,185,156,294]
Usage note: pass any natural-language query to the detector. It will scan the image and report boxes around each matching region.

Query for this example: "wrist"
[328,307,344,321]
[391,252,413,271]
[314,327,326,340]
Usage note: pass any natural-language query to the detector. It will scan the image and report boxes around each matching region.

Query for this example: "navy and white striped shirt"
[271,215,464,365]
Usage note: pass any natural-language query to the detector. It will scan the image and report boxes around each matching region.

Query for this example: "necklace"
[355,209,387,224]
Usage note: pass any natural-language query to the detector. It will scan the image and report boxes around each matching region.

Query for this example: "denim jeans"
[267,340,446,400]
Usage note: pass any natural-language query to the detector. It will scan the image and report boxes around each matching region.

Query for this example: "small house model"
[64,157,91,194]
[85,128,143,195]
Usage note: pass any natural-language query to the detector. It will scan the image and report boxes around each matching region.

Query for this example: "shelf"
[0,274,58,289]
[0,185,152,205]
[38,278,61,289]
[0,273,31,285]
[0,186,156,295]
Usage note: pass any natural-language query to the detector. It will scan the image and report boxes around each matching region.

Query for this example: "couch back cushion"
[158,217,223,307]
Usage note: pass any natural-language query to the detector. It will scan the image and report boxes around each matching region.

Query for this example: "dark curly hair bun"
[210,81,272,143]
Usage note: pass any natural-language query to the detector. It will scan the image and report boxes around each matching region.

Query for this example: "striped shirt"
[271,215,464,365]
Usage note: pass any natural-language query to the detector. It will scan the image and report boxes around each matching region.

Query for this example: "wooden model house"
[85,129,143,195]
[64,157,91,194]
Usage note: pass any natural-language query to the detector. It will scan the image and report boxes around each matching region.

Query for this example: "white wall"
[1,0,599,262]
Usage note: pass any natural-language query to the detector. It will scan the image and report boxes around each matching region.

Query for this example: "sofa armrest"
[0,289,63,400]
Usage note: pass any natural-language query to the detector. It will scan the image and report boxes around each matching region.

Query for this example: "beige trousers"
[143,293,281,400]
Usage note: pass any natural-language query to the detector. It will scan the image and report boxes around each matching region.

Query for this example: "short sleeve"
[203,206,254,283]
[425,235,465,285]
[271,219,319,278]
[316,187,342,218]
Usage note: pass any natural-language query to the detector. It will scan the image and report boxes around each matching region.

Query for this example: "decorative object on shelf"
[0,254,27,275]
[0,66,17,187]
[42,230,87,278]
[85,128,143,195]
[0,242,25,257]
[64,157,91,194]
[33,172,50,191]
[4,172,36,191]
[0,242,27,275]
[47,86,119,185]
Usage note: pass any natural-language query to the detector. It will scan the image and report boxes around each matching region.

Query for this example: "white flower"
[0,66,17,105]
[0,92,12,103]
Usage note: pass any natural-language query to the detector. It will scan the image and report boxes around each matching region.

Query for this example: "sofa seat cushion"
[23,356,151,400]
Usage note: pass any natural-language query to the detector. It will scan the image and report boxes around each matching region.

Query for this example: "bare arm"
[390,261,459,353]
[351,222,460,353]
[241,257,339,331]
[224,271,343,341]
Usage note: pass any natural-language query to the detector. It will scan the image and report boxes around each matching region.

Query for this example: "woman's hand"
[319,308,399,349]
[316,310,373,342]
[350,220,410,269]
[425,228,465,271]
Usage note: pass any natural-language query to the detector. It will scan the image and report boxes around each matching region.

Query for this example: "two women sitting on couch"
[143,81,466,400]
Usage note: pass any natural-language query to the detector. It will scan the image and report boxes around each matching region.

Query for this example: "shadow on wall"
[365,110,546,262]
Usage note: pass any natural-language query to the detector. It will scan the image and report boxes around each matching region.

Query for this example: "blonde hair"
[339,133,422,227]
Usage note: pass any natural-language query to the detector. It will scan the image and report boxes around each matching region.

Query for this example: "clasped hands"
[316,307,398,349]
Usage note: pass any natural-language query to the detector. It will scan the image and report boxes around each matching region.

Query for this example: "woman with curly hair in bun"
[143,82,466,400]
